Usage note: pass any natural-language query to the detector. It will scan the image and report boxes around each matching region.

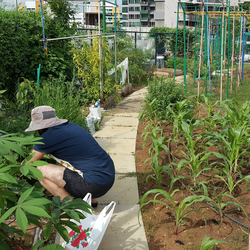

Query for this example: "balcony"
[140,1,148,5]
[140,10,148,14]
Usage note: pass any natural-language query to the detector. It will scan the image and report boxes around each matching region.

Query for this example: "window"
[135,14,140,19]
[122,0,128,4]
[122,7,128,12]
[129,0,135,3]
[129,14,135,19]
[129,6,135,11]
[135,7,140,11]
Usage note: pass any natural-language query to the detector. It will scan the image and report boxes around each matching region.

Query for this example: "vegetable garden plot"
[136,98,250,250]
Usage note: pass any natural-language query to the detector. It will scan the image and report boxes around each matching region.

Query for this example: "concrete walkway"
[93,87,149,250]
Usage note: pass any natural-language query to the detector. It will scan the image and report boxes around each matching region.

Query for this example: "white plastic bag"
[86,114,98,135]
[62,193,116,250]
[89,105,101,121]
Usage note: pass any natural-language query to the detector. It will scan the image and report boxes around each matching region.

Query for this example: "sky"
[1,0,122,10]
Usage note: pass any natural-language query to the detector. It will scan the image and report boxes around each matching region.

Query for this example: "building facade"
[122,0,155,27]
[155,0,241,29]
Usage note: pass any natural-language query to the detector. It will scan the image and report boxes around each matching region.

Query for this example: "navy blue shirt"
[34,123,115,186]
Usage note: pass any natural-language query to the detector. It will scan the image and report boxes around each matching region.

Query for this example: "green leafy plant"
[175,121,213,192]
[142,120,171,188]
[139,189,207,235]
[215,167,250,194]
[200,235,232,250]
[212,126,250,175]
[220,99,250,129]
[0,130,91,250]
[205,193,246,230]
[72,36,119,101]
[170,99,195,139]
[33,75,88,130]
[142,77,185,120]
[0,3,76,99]
[16,78,38,110]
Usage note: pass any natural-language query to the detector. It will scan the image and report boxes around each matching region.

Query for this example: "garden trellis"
[39,0,119,101]
[174,0,249,101]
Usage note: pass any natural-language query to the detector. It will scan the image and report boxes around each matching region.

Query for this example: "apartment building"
[122,0,155,27]
[155,0,241,28]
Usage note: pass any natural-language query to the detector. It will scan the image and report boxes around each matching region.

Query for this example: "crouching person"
[25,106,115,207]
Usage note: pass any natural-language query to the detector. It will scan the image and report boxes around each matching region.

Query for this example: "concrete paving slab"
[108,109,139,118]
[110,154,136,173]
[100,116,139,127]
[116,101,144,111]
[96,204,149,250]
[96,138,135,155]
[94,126,137,139]
[97,174,139,205]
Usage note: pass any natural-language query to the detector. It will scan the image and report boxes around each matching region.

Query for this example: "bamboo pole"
[223,19,227,70]
[197,1,205,98]
[183,2,187,94]
[215,14,219,87]
[226,0,230,99]
[230,4,235,94]
[194,7,197,86]
[220,0,225,102]
[174,2,179,81]
[238,9,243,88]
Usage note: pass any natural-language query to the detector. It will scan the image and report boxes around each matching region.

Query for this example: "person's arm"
[27,150,46,163]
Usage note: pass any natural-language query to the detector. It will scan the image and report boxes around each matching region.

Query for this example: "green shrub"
[140,77,185,120]
[112,37,154,85]
[34,76,88,130]
[0,131,91,250]
[0,2,76,100]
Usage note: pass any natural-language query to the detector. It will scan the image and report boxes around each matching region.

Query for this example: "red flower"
[79,225,82,230]
[71,238,80,247]
[82,242,88,248]
[78,231,87,240]
[69,230,76,238]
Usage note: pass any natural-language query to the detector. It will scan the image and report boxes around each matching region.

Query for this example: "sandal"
[91,202,98,208]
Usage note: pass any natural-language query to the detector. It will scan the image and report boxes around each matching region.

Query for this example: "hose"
[167,138,250,231]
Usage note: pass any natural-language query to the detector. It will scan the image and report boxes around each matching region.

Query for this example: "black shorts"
[63,168,114,199]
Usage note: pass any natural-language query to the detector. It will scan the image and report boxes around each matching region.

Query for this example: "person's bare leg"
[37,164,71,201]
[39,178,71,201]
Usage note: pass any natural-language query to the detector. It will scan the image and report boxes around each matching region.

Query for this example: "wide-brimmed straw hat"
[25,106,68,132]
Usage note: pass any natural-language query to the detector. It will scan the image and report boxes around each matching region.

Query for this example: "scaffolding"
[174,0,249,101]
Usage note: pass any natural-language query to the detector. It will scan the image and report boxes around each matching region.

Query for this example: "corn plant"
[171,99,195,139]
[212,127,250,175]
[139,98,158,121]
[144,136,170,189]
[204,193,246,229]
[215,167,250,194]
[142,120,163,154]
[139,189,207,235]
[221,99,250,129]
[175,121,213,191]
[198,94,220,117]
[200,235,232,250]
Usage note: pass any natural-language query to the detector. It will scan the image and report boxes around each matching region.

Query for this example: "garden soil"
[135,116,250,250]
